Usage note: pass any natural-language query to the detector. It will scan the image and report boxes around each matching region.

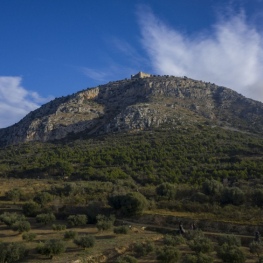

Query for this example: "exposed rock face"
[1,75,263,147]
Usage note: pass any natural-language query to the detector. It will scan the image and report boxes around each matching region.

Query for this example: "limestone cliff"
[1,75,263,147]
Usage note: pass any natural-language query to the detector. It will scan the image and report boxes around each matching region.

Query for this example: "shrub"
[5,188,22,202]
[22,232,37,242]
[74,235,95,249]
[67,214,87,227]
[0,242,27,263]
[11,220,31,233]
[109,192,148,216]
[64,230,78,240]
[188,235,213,254]
[217,243,245,263]
[52,224,66,231]
[164,234,185,246]
[249,241,263,258]
[37,239,66,258]
[156,245,180,263]
[0,212,26,226]
[33,192,53,207]
[252,189,263,207]
[96,214,115,231]
[182,253,213,263]
[114,226,129,234]
[220,187,245,206]
[156,183,176,200]
[22,201,41,217]
[133,241,154,257]
[36,213,56,225]
[116,255,138,263]
[182,254,198,263]
[218,235,241,247]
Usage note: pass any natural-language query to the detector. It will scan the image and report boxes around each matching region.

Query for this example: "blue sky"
[1,0,263,128]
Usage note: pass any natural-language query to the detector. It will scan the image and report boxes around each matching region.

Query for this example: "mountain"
[1,74,263,147]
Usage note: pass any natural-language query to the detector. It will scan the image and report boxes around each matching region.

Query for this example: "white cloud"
[138,8,263,101]
[0,76,52,128]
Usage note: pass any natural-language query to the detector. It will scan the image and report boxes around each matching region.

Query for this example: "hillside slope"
[1,75,263,147]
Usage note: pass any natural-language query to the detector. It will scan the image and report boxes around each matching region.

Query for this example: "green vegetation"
[67,214,87,227]
[37,239,66,258]
[1,122,263,261]
[73,235,95,249]
[0,242,27,263]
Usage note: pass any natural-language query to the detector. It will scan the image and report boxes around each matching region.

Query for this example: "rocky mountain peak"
[1,74,263,147]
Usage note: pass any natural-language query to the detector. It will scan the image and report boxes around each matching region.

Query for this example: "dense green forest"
[1,122,263,185]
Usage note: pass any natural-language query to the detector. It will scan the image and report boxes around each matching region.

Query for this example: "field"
[0,178,262,263]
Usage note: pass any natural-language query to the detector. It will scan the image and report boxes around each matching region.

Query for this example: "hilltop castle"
[131,71,152,79]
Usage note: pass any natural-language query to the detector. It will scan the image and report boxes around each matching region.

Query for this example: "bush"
[114,226,129,234]
[156,245,180,263]
[74,235,95,249]
[133,241,154,257]
[116,255,138,263]
[217,243,245,263]
[22,232,37,242]
[182,253,213,263]
[0,242,27,263]
[37,239,66,258]
[52,224,66,231]
[188,235,213,254]
[33,192,53,207]
[220,187,245,206]
[109,192,148,216]
[5,188,22,202]
[0,212,26,226]
[22,201,41,217]
[249,241,263,258]
[156,183,176,200]
[11,220,31,233]
[96,214,115,231]
[64,230,78,240]
[36,213,56,225]
[67,214,87,227]
[218,235,241,247]
[164,234,185,246]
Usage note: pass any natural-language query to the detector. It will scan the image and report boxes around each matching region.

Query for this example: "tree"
[33,192,53,207]
[36,213,56,225]
[74,235,95,249]
[64,230,78,240]
[22,201,41,217]
[109,192,148,216]
[22,232,37,242]
[0,212,25,227]
[96,214,115,231]
[252,189,263,207]
[188,235,213,254]
[249,241,263,259]
[37,239,66,258]
[11,220,31,233]
[5,188,22,202]
[133,241,154,257]
[156,183,176,200]
[218,235,241,247]
[0,242,27,263]
[67,214,87,227]
[202,179,223,201]
[221,187,245,206]
[217,243,245,263]
[156,245,180,263]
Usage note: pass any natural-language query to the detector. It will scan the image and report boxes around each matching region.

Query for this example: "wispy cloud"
[138,7,263,101]
[0,76,52,128]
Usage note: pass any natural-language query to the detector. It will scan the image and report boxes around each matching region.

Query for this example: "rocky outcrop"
[1,75,263,147]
